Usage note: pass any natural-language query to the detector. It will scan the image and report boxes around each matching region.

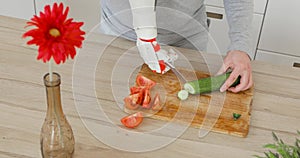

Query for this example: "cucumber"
[233,113,242,120]
[177,90,189,100]
[183,72,241,94]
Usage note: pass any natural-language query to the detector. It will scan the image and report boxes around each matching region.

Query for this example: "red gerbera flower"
[23,3,85,64]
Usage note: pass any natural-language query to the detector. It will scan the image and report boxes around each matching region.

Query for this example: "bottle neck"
[45,85,64,117]
[43,72,64,118]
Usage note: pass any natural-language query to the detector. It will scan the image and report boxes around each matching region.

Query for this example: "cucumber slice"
[183,72,241,94]
[177,90,189,100]
[183,83,195,94]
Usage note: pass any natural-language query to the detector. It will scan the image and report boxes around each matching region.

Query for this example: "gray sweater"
[100,0,253,55]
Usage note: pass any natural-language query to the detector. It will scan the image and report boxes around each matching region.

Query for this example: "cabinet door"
[256,50,300,68]
[206,6,263,59]
[258,0,300,57]
[0,0,35,19]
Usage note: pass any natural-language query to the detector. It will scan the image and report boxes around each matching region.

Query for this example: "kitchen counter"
[0,15,300,158]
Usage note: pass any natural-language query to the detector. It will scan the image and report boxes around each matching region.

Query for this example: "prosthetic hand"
[129,0,177,74]
[137,38,178,73]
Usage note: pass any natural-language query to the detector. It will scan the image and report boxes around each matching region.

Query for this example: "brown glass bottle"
[40,72,75,158]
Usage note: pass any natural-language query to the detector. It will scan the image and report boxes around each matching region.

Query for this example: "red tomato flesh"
[136,75,156,88]
[141,89,151,108]
[121,112,143,128]
[122,75,161,128]
[130,86,145,95]
[151,93,162,111]
[123,95,140,110]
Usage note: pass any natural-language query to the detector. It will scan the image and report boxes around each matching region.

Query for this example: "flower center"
[49,28,61,37]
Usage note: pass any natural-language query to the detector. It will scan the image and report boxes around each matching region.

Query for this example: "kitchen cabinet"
[256,0,300,66]
[0,0,35,19]
[256,50,300,68]
[205,0,267,59]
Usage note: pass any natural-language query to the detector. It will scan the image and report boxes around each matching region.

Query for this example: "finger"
[245,72,253,89]
[220,70,240,92]
[229,71,250,93]
[216,63,230,76]
[230,68,253,92]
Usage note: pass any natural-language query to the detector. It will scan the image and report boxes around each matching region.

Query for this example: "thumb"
[216,63,228,76]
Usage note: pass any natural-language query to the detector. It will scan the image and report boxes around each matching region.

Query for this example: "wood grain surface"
[128,64,254,137]
[1,15,300,158]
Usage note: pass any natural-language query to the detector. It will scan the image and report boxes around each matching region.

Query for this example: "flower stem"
[49,59,53,81]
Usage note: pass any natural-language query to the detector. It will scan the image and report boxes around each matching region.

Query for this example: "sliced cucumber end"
[183,83,195,94]
[177,90,189,100]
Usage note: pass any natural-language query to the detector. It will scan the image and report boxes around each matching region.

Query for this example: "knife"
[164,61,187,84]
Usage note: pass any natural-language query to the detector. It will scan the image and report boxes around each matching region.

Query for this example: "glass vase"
[40,72,75,158]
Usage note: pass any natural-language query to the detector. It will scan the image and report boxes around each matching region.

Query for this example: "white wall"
[0,0,35,20]
[35,0,101,31]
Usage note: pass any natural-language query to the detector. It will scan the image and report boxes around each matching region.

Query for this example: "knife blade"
[164,61,187,84]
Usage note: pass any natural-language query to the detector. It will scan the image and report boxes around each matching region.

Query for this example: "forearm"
[129,0,157,40]
[128,0,174,74]
[223,0,254,58]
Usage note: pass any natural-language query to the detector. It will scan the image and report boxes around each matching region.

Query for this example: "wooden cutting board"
[129,64,254,137]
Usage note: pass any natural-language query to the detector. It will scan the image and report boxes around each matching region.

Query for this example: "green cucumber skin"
[185,72,241,94]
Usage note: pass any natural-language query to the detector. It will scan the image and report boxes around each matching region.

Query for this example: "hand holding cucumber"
[177,51,252,100]
[217,50,253,93]
[177,72,241,100]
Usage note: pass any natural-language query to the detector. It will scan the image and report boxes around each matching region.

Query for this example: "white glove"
[137,38,178,74]
[128,0,178,73]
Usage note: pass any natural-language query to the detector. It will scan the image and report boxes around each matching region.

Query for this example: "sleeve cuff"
[227,42,253,60]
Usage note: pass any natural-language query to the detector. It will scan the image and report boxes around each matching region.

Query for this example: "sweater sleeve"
[223,0,254,58]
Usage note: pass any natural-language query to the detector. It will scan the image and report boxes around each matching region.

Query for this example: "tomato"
[142,89,151,108]
[123,95,140,110]
[151,93,162,111]
[130,86,145,95]
[126,87,152,109]
[122,75,160,128]
[124,91,145,109]
[121,112,143,128]
[136,75,156,88]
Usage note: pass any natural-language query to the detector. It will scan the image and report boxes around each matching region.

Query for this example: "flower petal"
[23,2,85,64]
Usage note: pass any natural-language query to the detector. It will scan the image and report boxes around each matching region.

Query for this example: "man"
[99,0,253,93]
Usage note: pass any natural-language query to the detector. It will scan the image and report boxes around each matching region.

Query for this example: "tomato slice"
[121,112,143,128]
[136,75,156,88]
[142,89,151,108]
[124,91,145,109]
[130,86,145,95]
[123,95,140,110]
[151,93,162,111]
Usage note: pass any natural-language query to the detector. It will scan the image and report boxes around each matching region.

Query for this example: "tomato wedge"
[136,75,156,88]
[130,86,145,95]
[121,112,143,128]
[152,93,162,111]
[124,91,145,109]
[122,75,162,128]
[123,95,140,110]
[142,89,151,108]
